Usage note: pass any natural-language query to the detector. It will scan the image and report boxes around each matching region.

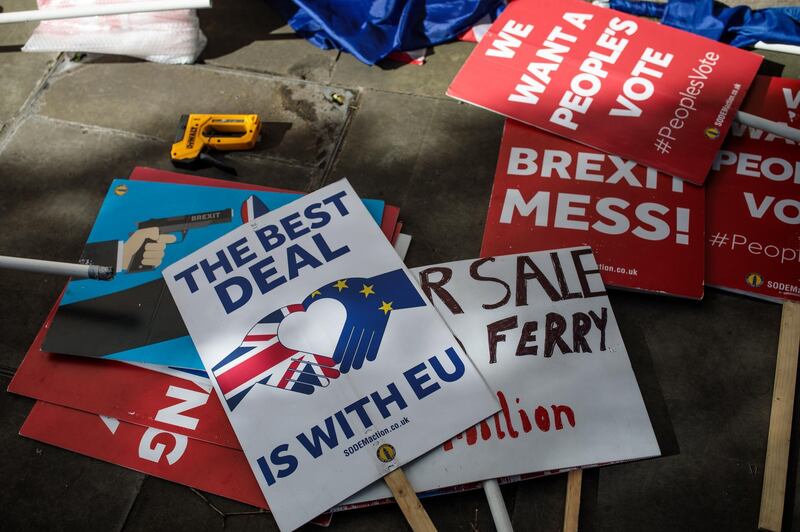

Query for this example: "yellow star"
[310,290,321,298]
[333,279,348,292]
[379,301,393,315]
[360,284,375,298]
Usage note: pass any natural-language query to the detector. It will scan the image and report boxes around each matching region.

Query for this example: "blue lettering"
[429,347,465,382]
[344,396,374,429]
[334,411,355,438]
[304,202,331,229]
[280,212,310,240]
[403,363,441,400]
[200,249,232,283]
[313,233,349,262]
[256,455,276,486]
[254,224,286,253]
[297,417,340,459]
[321,190,350,216]
[173,264,200,293]
[370,383,408,419]
[228,237,256,267]
[249,256,286,295]
[256,444,298,486]
[215,276,252,314]
[286,244,322,280]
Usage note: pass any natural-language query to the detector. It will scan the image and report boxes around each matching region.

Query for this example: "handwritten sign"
[163,180,498,530]
[447,0,761,184]
[481,119,704,299]
[706,76,800,302]
[344,248,660,504]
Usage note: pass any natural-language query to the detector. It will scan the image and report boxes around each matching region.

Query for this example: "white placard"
[163,179,499,530]
[345,248,660,504]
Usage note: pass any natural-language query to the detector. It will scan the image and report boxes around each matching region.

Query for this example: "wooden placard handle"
[384,467,437,532]
[563,469,583,532]
[758,300,800,531]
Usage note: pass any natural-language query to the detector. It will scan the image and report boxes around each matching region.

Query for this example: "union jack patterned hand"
[301,269,426,373]
[212,305,341,410]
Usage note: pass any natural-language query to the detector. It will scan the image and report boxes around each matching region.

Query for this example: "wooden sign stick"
[758,300,800,532]
[384,468,437,532]
[563,469,583,532]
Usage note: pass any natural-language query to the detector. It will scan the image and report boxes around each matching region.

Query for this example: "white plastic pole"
[0,0,212,24]
[0,255,114,280]
[482,479,514,532]
[736,111,800,143]
[754,41,800,57]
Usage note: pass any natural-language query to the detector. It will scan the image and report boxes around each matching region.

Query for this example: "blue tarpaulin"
[271,0,506,65]
[610,0,800,48]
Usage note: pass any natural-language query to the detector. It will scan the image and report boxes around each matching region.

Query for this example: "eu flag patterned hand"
[301,269,426,373]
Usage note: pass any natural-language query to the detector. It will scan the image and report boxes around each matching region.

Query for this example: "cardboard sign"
[163,180,499,531]
[343,248,660,504]
[447,0,761,184]
[706,76,800,302]
[481,119,705,299]
[43,179,385,369]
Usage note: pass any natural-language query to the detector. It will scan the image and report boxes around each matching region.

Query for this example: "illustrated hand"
[333,312,390,373]
[300,270,426,374]
[122,228,177,270]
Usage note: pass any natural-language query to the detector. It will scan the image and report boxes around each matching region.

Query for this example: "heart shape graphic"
[277,298,347,358]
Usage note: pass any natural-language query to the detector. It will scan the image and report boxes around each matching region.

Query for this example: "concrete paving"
[1,1,799,531]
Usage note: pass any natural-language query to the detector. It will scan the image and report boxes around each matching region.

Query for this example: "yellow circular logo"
[114,184,128,196]
[376,443,396,463]
[704,127,720,140]
[745,272,764,288]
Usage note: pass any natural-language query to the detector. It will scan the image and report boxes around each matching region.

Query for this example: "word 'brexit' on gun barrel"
[128,208,233,271]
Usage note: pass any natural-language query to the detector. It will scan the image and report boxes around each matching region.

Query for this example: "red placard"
[481,119,705,299]
[447,0,761,185]
[21,401,264,506]
[706,76,800,302]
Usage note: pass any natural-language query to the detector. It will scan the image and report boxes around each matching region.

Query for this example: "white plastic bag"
[23,0,207,64]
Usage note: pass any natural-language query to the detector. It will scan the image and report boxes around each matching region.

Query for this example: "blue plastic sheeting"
[610,0,800,48]
[271,0,506,65]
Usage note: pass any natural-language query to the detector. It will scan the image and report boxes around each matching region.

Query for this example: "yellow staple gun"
[171,114,261,174]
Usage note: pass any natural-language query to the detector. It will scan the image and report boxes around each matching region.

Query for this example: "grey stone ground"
[0,0,799,530]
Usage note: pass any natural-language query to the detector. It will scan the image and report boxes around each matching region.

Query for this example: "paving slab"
[600,288,780,531]
[199,0,338,83]
[0,0,58,130]
[331,41,477,99]
[329,90,504,267]
[1,378,144,531]
[36,61,354,170]
[121,477,275,532]
[0,115,316,371]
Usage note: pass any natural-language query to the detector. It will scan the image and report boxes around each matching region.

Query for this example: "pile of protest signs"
[448,1,799,529]
[8,165,661,530]
[9,167,413,526]
[6,1,800,530]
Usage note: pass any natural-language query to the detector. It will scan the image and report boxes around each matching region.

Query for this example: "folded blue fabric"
[610,0,800,48]
[271,0,506,65]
